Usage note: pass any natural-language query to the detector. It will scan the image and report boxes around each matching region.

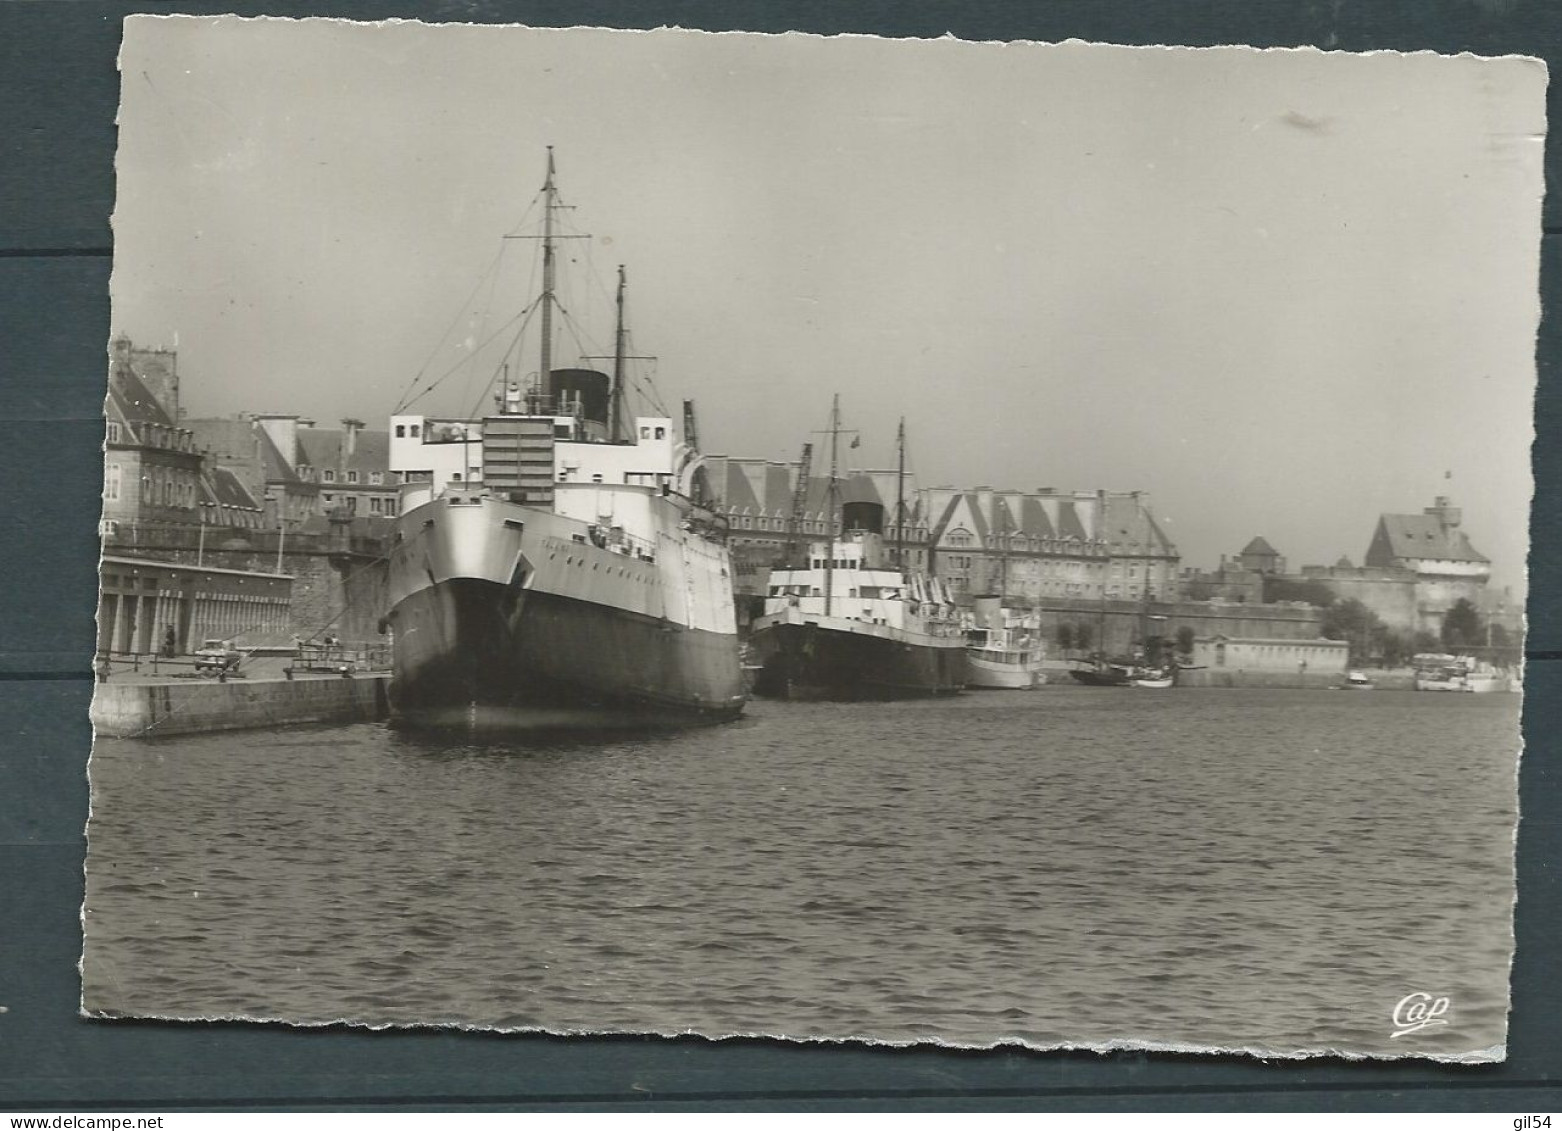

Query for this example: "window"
[370,472,383,485]
[323,469,336,483]
[346,496,358,514]
[370,497,382,514]
[347,470,359,484]
[105,422,122,444]
[103,463,121,502]
[323,493,334,503]
[655,427,666,440]
[384,498,397,516]
[395,424,406,438]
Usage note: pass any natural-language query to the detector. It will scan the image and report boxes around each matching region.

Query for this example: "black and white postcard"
[84,18,1543,1061]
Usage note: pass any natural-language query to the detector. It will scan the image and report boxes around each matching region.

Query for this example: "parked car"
[193,639,242,674]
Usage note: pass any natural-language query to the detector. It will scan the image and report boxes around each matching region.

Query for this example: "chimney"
[341,418,365,461]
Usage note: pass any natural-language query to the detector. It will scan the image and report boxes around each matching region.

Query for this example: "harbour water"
[82,687,1520,1058]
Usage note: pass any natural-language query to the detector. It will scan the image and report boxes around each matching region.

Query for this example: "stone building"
[101,355,203,536]
[1297,496,1494,636]
[1237,536,1285,575]
[101,339,393,650]
[102,337,269,540]
[702,455,1178,610]
[188,413,399,530]
[921,487,1178,604]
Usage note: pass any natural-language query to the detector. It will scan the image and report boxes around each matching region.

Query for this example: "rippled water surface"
[83,687,1520,1057]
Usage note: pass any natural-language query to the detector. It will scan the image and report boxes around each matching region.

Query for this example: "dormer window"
[347,471,359,484]
[323,470,336,483]
[655,427,666,440]
[105,422,121,444]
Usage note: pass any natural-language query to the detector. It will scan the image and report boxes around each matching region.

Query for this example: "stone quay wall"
[90,674,391,739]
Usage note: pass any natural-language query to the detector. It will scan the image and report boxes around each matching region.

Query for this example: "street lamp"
[196,500,216,567]
[264,491,286,574]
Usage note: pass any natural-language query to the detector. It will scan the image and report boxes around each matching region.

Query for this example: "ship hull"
[749,619,967,700]
[967,653,1045,689]
[391,577,745,725]
[385,492,745,727]
[1069,665,1133,687]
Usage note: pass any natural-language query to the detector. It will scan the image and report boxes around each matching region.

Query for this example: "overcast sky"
[112,19,1545,590]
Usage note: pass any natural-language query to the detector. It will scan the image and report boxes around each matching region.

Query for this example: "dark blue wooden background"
[2,1,1558,1111]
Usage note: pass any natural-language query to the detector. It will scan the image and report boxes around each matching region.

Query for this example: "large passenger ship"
[382,153,745,726]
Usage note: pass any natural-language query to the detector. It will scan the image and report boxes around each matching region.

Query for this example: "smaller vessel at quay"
[1413,653,1504,693]
[965,596,1047,689]
[749,401,967,700]
[1068,657,1135,687]
[1341,670,1376,691]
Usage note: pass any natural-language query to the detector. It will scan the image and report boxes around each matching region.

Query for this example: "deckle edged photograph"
[84,17,1542,1061]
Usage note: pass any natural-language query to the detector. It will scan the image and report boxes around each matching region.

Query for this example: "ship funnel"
[547,368,612,434]
[972,595,1004,630]
[842,500,884,535]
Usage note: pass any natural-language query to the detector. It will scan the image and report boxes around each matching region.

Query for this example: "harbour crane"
[779,441,814,568]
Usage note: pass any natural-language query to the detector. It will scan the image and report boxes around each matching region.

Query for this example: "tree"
[1321,598,1384,664]
[1175,625,1195,657]
[1441,598,1483,649]
[1074,622,1093,652]
[1056,623,1075,651]
[1262,576,1338,607]
[1380,630,1410,670]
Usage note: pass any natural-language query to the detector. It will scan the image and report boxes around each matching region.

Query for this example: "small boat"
[965,596,1047,689]
[1412,653,1503,692]
[1130,668,1176,689]
[1343,670,1375,690]
[1068,657,1135,686]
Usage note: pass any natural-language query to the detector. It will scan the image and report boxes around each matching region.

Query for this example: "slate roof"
[1100,493,1175,555]
[1018,497,1056,539]
[201,466,262,510]
[1241,536,1280,557]
[1372,514,1489,565]
[106,367,176,432]
[296,427,391,476]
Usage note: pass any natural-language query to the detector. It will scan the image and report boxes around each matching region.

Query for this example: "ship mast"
[611,264,627,443]
[1135,492,1151,658]
[535,147,558,410]
[824,394,841,617]
[894,417,906,569]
